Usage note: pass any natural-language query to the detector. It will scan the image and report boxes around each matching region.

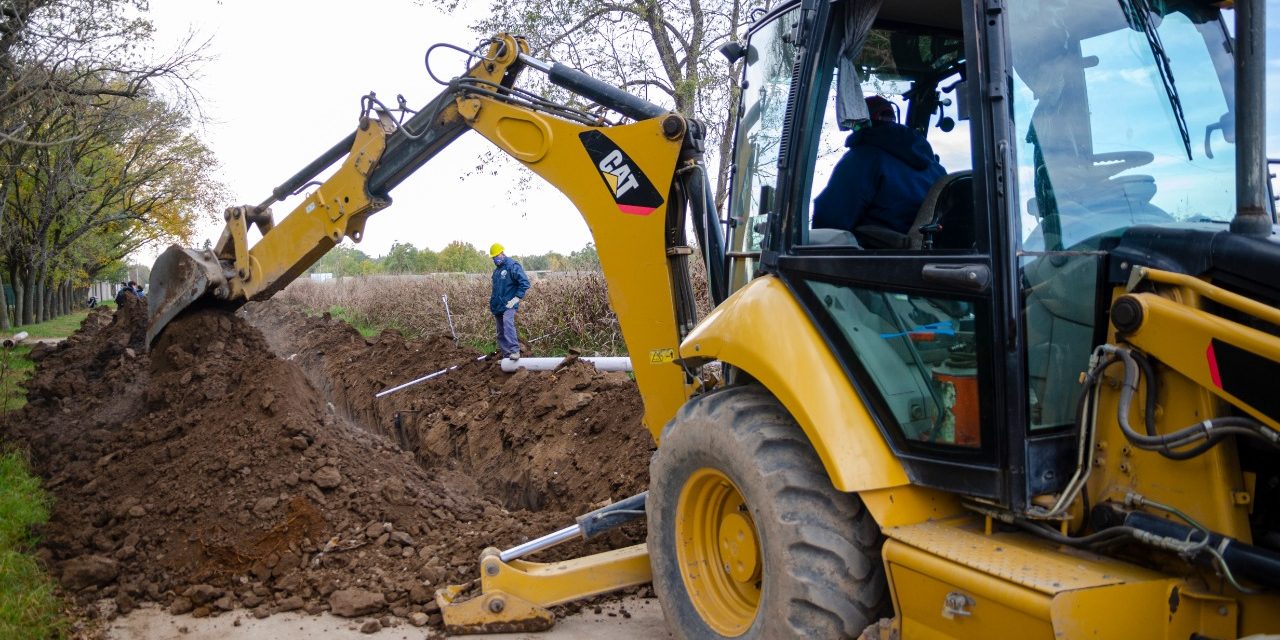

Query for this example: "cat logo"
[579,130,664,215]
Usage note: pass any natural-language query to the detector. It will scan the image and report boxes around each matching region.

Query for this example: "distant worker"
[489,243,530,360]
[115,281,138,306]
[135,283,146,300]
[813,95,946,236]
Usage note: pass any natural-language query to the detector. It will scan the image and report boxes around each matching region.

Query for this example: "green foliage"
[310,245,378,277]
[416,248,439,273]
[0,449,65,640]
[0,0,222,330]
[568,243,600,270]
[437,240,491,274]
[517,253,549,271]
[382,242,419,274]
[306,241,604,277]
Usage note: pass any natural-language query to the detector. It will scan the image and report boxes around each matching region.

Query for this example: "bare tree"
[0,0,217,327]
[3,81,222,324]
[425,0,772,210]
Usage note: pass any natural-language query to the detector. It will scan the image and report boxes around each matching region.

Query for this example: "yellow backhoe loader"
[148,0,1280,637]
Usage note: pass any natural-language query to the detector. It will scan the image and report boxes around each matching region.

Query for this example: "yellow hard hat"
[489,243,504,258]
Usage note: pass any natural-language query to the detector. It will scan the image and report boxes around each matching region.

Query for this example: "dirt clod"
[61,555,119,591]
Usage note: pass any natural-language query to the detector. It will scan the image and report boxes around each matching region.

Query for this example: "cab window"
[800,24,976,251]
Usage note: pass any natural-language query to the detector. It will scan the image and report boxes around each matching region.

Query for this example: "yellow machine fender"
[679,275,908,493]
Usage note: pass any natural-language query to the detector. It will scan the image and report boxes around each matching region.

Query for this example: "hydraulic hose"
[519,54,667,122]
[1101,345,1280,455]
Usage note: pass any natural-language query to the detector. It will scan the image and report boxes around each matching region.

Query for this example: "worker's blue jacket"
[813,121,946,235]
[490,255,531,315]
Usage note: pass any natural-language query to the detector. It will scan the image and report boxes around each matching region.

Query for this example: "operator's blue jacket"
[490,255,531,315]
[813,121,946,235]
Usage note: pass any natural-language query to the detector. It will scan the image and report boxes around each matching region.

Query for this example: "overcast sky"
[142,2,1279,264]
[144,0,592,263]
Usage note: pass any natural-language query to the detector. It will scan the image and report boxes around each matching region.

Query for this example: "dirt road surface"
[108,596,670,640]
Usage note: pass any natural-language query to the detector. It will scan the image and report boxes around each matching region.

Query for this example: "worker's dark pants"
[495,309,519,355]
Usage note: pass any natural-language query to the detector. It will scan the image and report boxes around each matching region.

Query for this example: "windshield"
[1009,0,1235,251]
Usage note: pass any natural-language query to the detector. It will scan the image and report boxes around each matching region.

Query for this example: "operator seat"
[853,171,975,250]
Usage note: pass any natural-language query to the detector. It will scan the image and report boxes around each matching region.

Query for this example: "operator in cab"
[813,95,946,235]
[489,243,530,361]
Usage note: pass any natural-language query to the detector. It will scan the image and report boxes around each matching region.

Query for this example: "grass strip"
[0,450,65,639]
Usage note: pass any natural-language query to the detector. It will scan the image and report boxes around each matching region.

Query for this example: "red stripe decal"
[1206,342,1223,388]
[617,204,655,216]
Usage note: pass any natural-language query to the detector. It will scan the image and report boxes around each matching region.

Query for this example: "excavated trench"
[0,297,653,630]
[241,301,654,516]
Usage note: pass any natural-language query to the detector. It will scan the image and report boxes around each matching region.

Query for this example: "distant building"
[310,272,335,282]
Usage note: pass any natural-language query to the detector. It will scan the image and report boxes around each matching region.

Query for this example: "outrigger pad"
[435,582,555,635]
[146,245,228,348]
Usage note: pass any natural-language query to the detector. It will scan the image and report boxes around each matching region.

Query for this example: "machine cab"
[723,0,1260,510]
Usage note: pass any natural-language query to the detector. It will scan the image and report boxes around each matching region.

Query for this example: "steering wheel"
[1089,151,1154,180]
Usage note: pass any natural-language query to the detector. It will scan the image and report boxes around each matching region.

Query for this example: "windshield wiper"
[1119,0,1193,160]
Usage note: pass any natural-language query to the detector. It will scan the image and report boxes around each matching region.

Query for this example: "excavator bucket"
[146,245,228,346]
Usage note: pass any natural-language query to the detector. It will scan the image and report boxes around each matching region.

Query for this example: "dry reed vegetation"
[280,272,626,355]
[280,258,713,358]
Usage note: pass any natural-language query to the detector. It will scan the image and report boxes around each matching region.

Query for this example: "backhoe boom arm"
[148,34,720,438]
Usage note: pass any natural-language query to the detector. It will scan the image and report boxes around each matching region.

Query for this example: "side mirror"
[1204,111,1235,159]
[720,41,746,64]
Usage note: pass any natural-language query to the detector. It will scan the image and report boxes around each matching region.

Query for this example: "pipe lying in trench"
[500,357,633,373]
[376,356,633,399]
[375,355,486,398]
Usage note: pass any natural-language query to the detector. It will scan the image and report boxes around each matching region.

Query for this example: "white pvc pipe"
[500,357,633,373]
[375,355,486,398]
[3,332,29,348]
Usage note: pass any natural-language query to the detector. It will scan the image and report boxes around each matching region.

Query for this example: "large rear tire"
[648,385,889,639]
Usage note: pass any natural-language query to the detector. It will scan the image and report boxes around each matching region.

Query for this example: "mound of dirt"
[244,302,654,515]
[2,295,652,631]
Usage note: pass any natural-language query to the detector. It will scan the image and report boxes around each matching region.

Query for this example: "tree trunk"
[0,276,10,331]
[36,279,47,323]
[21,270,34,326]
[35,265,49,322]
[11,265,24,328]
[43,279,55,321]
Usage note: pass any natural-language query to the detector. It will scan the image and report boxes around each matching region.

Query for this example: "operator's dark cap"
[865,95,895,122]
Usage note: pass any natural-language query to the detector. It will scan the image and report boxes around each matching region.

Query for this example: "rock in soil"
[329,588,385,618]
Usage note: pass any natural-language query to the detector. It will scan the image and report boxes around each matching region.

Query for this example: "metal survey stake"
[442,294,458,344]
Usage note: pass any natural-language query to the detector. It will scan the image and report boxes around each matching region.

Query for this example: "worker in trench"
[489,243,531,360]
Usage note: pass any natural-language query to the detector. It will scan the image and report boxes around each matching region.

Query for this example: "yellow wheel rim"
[675,468,762,636]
